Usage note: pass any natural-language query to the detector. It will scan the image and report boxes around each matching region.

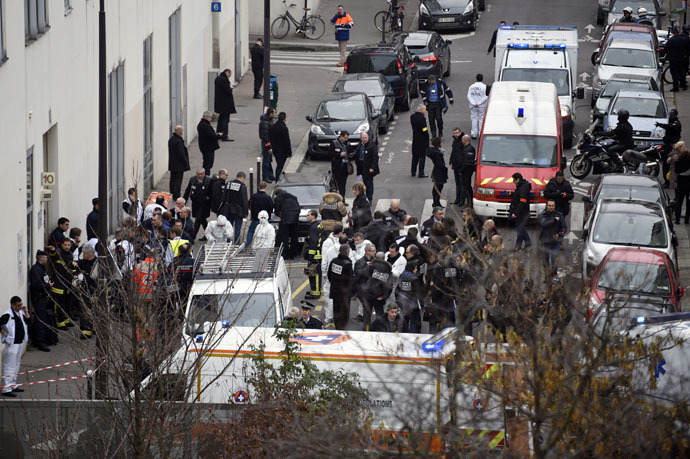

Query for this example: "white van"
[183,243,292,337]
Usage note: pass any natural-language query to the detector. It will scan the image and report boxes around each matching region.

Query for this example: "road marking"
[375,198,393,214]
[570,202,584,232]
[292,279,310,299]
[451,60,472,63]
[315,305,323,311]
[382,141,388,146]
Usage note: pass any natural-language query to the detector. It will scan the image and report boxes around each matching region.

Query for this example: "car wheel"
[590,51,598,66]
[379,117,388,134]
[443,57,451,77]
[590,93,596,109]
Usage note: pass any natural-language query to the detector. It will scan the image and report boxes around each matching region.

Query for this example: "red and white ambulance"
[473,81,566,219]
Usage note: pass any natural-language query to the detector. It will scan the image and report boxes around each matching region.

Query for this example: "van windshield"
[186,292,277,332]
[501,69,570,96]
[480,135,559,168]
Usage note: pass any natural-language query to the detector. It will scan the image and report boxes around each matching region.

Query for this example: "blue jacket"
[331,12,354,41]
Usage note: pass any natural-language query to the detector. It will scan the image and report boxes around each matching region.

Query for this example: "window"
[26,147,33,269]
[143,35,153,193]
[64,0,72,15]
[108,63,125,232]
[168,8,182,132]
[25,0,49,43]
[0,0,6,63]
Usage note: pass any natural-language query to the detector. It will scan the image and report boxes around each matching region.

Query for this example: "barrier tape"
[0,356,104,380]
[0,370,96,391]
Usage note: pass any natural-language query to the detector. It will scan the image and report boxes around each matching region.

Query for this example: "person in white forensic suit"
[467,73,488,139]
[205,215,234,243]
[251,211,276,249]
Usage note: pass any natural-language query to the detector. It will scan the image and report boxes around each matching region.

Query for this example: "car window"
[597,185,662,204]
[606,32,654,48]
[407,44,431,54]
[592,304,665,336]
[280,185,327,206]
[334,80,384,96]
[480,135,559,168]
[602,48,656,69]
[316,99,367,121]
[611,96,666,118]
[611,0,657,14]
[597,261,671,295]
[602,81,652,97]
[347,54,399,76]
[593,211,667,248]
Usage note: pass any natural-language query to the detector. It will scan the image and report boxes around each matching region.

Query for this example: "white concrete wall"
[248,0,322,35]
[0,0,249,303]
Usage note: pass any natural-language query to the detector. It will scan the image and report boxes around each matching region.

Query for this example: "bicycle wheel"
[271,16,290,39]
[374,11,391,33]
[304,16,326,40]
[663,64,673,86]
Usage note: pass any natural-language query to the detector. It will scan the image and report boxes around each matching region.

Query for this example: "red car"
[587,248,683,320]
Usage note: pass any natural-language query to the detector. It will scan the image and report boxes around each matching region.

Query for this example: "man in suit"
[214,69,237,141]
[250,38,265,99]
[410,105,430,178]
[197,111,221,176]
[168,125,190,200]
[270,112,292,180]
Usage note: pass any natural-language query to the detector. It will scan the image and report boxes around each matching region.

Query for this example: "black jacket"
[174,253,195,296]
[383,207,407,229]
[487,29,498,54]
[29,262,51,302]
[250,43,264,70]
[460,144,476,175]
[361,259,393,302]
[658,118,682,146]
[428,147,448,183]
[449,136,464,169]
[371,314,404,332]
[603,120,634,148]
[86,209,98,240]
[351,194,372,232]
[395,269,423,316]
[249,190,274,221]
[197,118,220,153]
[330,137,354,175]
[509,178,532,222]
[273,192,300,225]
[362,219,393,252]
[183,176,212,218]
[222,179,249,218]
[270,120,292,159]
[209,175,226,214]
[361,141,380,179]
[301,316,324,330]
[543,178,575,216]
[168,133,191,172]
[420,79,454,110]
[259,114,273,147]
[214,72,237,115]
[538,209,567,244]
[49,227,66,246]
[410,111,429,156]
[664,34,689,62]
[305,221,325,261]
[328,254,354,299]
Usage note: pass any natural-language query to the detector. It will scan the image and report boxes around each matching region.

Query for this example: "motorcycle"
[570,132,662,179]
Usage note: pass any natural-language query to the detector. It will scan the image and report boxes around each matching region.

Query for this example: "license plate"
[438,17,455,23]
[634,140,646,146]
[298,237,305,243]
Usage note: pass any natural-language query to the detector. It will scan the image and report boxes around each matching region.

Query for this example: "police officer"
[250,38,265,99]
[459,134,476,207]
[618,6,635,23]
[183,168,212,241]
[304,210,326,300]
[173,243,195,303]
[396,259,423,333]
[543,170,575,217]
[410,105,430,177]
[359,253,393,331]
[600,109,633,170]
[665,28,689,92]
[657,109,682,185]
[382,199,408,230]
[330,131,354,198]
[635,7,654,26]
[221,171,249,244]
[426,250,457,333]
[359,132,379,202]
[420,74,454,138]
[538,199,567,275]
[209,169,228,216]
[300,302,324,329]
[328,244,355,330]
[29,250,52,351]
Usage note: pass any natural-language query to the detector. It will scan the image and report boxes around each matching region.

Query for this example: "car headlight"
[476,187,494,196]
[353,122,369,134]
[310,124,325,135]
[463,1,473,14]
[652,127,665,138]
[420,3,430,16]
[560,105,572,120]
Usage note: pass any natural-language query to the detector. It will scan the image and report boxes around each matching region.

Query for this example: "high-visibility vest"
[169,238,190,257]
[133,258,160,297]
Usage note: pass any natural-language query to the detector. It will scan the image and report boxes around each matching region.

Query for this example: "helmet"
[637,7,648,15]
[670,109,679,117]
[618,109,630,122]
[623,6,633,13]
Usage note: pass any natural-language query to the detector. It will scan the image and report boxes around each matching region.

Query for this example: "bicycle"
[271,0,326,40]
[374,0,406,33]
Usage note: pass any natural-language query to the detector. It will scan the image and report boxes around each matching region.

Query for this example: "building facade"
[0,0,249,302]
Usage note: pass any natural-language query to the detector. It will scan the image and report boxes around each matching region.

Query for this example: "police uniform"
[29,252,52,349]
[75,257,98,338]
[396,269,423,333]
[327,252,354,330]
[360,259,393,331]
[304,220,326,299]
[183,175,212,239]
[221,179,248,244]
[420,78,454,138]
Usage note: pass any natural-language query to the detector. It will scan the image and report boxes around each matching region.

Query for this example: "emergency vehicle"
[495,25,582,148]
[140,327,526,453]
[473,81,566,219]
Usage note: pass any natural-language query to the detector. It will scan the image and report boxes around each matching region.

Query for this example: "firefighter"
[304,210,326,300]
[47,239,78,330]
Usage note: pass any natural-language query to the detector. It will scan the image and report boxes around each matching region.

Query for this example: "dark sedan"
[332,73,396,134]
[393,31,452,84]
[306,92,378,160]
[419,0,479,31]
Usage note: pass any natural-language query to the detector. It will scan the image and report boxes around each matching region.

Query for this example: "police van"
[141,326,522,452]
[183,243,292,338]
[473,81,566,219]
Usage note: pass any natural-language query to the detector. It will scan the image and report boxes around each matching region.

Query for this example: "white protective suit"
[320,234,341,324]
[467,81,488,138]
[252,211,276,249]
[206,215,234,243]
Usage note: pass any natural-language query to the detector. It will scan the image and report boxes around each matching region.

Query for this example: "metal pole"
[249,168,255,196]
[96,0,108,399]
[263,0,271,113]
[256,157,262,188]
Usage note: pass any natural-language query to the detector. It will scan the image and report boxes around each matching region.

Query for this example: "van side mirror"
[306,115,313,122]
[576,87,585,99]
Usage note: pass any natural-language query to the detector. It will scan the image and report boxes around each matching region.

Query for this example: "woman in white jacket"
[252,211,276,249]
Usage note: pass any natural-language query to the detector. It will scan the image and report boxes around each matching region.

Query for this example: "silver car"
[592,73,658,125]
[603,89,667,147]
[582,198,676,279]
[592,39,661,101]
[604,0,665,28]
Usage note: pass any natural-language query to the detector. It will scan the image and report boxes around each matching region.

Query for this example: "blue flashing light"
[518,107,525,118]
[222,320,231,329]
[507,43,530,49]
[544,43,567,49]
[637,316,646,324]
[195,334,204,343]
[631,312,690,327]
[422,339,445,353]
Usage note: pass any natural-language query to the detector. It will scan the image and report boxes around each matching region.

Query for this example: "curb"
[284,129,311,174]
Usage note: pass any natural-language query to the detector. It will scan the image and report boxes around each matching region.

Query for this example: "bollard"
[256,156,262,188]
[249,167,255,196]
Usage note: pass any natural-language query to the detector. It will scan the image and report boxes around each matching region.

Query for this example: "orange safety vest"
[133,257,160,297]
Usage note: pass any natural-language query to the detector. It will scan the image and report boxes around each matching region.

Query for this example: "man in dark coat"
[221,171,249,244]
[371,303,404,333]
[459,135,476,207]
[410,105,429,177]
[300,303,324,329]
[86,198,99,240]
[273,188,301,259]
[508,173,532,250]
[330,131,354,197]
[247,181,274,246]
[657,108,682,184]
[259,108,276,182]
[428,137,448,208]
[362,211,393,253]
[29,250,52,351]
[538,199,567,274]
[250,38,265,99]
[328,244,354,330]
[664,28,689,92]
[197,111,221,176]
[543,170,574,217]
[270,112,292,180]
[214,69,237,141]
[168,126,190,200]
[487,20,507,56]
[359,132,379,202]
[449,128,465,205]
[183,169,212,240]
[209,169,228,215]
[359,254,393,331]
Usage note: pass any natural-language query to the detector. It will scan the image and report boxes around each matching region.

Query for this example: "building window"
[26,147,33,269]
[64,0,72,15]
[108,64,125,231]
[25,0,49,43]
[143,35,153,193]
[0,0,6,63]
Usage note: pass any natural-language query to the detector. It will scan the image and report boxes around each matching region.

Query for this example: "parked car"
[392,31,452,83]
[587,247,683,322]
[418,0,479,31]
[592,73,658,122]
[345,41,419,112]
[592,38,662,103]
[603,0,665,28]
[582,173,672,228]
[603,89,668,147]
[332,73,395,134]
[582,198,676,279]
[591,22,659,66]
[306,92,378,159]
